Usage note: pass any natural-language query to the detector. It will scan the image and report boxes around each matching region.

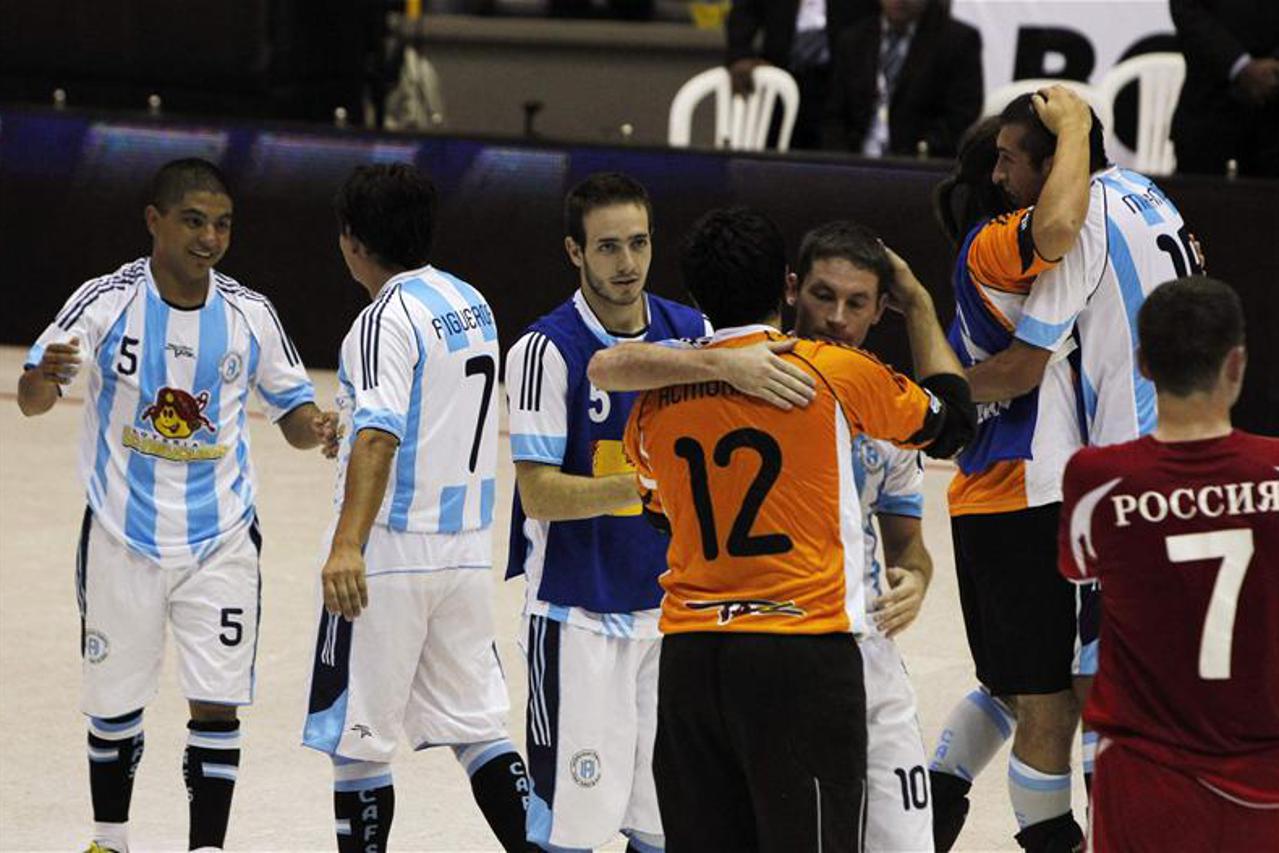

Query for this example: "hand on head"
[1031,84,1093,136]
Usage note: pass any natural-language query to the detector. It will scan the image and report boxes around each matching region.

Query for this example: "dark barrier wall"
[2,107,1276,434]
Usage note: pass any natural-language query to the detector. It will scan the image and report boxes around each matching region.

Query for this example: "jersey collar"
[572,289,651,347]
[145,257,214,311]
[706,323,780,344]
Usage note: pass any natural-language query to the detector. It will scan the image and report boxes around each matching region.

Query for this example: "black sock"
[335,784,395,853]
[88,710,145,824]
[184,719,241,850]
[929,770,973,853]
[467,749,533,851]
[1014,812,1084,853]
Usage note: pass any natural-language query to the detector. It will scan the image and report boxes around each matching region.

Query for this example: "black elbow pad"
[910,373,977,460]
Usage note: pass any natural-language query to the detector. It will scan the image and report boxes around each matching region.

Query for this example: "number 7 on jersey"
[1165,528,1255,680]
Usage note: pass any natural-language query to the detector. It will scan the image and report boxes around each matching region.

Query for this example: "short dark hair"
[334,163,437,270]
[933,117,1011,244]
[564,172,652,247]
[795,221,894,297]
[150,158,231,212]
[680,207,786,329]
[1138,276,1245,396]
[998,92,1109,173]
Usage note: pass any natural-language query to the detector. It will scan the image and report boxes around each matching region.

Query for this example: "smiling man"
[503,173,709,852]
[17,158,335,853]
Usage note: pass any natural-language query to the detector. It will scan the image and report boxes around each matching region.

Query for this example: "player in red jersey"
[1058,276,1279,852]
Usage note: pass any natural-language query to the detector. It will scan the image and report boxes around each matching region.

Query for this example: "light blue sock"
[930,686,1015,783]
[1007,753,1072,829]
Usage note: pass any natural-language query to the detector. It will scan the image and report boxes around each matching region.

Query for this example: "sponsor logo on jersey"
[123,386,227,462]
[142,387,216,439]
[219,351,243,383]
[685,598,806,625]
[570,750,602,787]
[84,630,110,663]
[593,439,641,517]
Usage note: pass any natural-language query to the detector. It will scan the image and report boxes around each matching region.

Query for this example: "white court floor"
[0,344,1085,851]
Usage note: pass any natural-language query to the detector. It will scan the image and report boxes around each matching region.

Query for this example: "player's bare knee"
[189,701,238,723]
[1012,693,1077,747]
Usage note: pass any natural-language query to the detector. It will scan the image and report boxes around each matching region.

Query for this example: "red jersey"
[1058,431,1279,804]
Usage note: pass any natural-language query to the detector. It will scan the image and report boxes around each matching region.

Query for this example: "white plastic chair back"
[668,66,800,152]
[982,78,1113,133]
[1098,53,1185,175]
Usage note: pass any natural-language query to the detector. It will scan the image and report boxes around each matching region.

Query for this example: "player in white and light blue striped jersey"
[301,163,531,853]
[26,260,316,564]
[18,159,333,853]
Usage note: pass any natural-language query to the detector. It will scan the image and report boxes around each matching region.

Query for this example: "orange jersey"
[623,326,943,636]
[946,208,1082,516]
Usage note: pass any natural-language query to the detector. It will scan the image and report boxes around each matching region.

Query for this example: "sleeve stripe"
[519,333,550,412]
[57,283,128,331]
[359,288,396,391]
[218,282,302,367]
[257,298,299,367]
[56,280,110,327]
[359,307,370,390]
[519,333,537,411]
[263,300,301,366]
[533,334,551,411]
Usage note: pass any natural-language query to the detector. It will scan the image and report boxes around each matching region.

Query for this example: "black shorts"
[951,502,1076,696]
[655,632,867,853]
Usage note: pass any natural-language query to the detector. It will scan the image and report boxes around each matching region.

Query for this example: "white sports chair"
[668,66,800,152]
[982,77,1113,134]
[1098,53,1186,175]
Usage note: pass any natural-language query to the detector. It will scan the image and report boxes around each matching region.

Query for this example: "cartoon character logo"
[141,387,216,439]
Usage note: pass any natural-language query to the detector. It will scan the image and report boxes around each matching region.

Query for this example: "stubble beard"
[583,261,644,308]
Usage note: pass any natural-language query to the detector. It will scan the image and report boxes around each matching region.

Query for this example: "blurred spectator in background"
[1171,0,1279,177]
[726,0,880,149]
[822,0,982,158]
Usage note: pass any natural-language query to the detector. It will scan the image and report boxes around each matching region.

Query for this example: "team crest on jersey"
[219,351,243,383]
[84,630,109,663]
[570,750,602,787]
[122,386,227,463]
[857,439,885,473]
[686,598,806,625]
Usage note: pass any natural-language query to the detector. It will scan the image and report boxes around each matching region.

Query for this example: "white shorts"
[863,634,934,853]
[525,615,663,851]
[77,509,262,717]
[301,566,509,762]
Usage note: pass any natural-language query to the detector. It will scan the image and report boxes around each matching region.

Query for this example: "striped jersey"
[1017,167,1198,447]
[26,258,314,567]
[853,435,924,639]
[946,209,1083,516]
[334,265,499,553]
[624,326,947,637]
[505,291,710,640]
